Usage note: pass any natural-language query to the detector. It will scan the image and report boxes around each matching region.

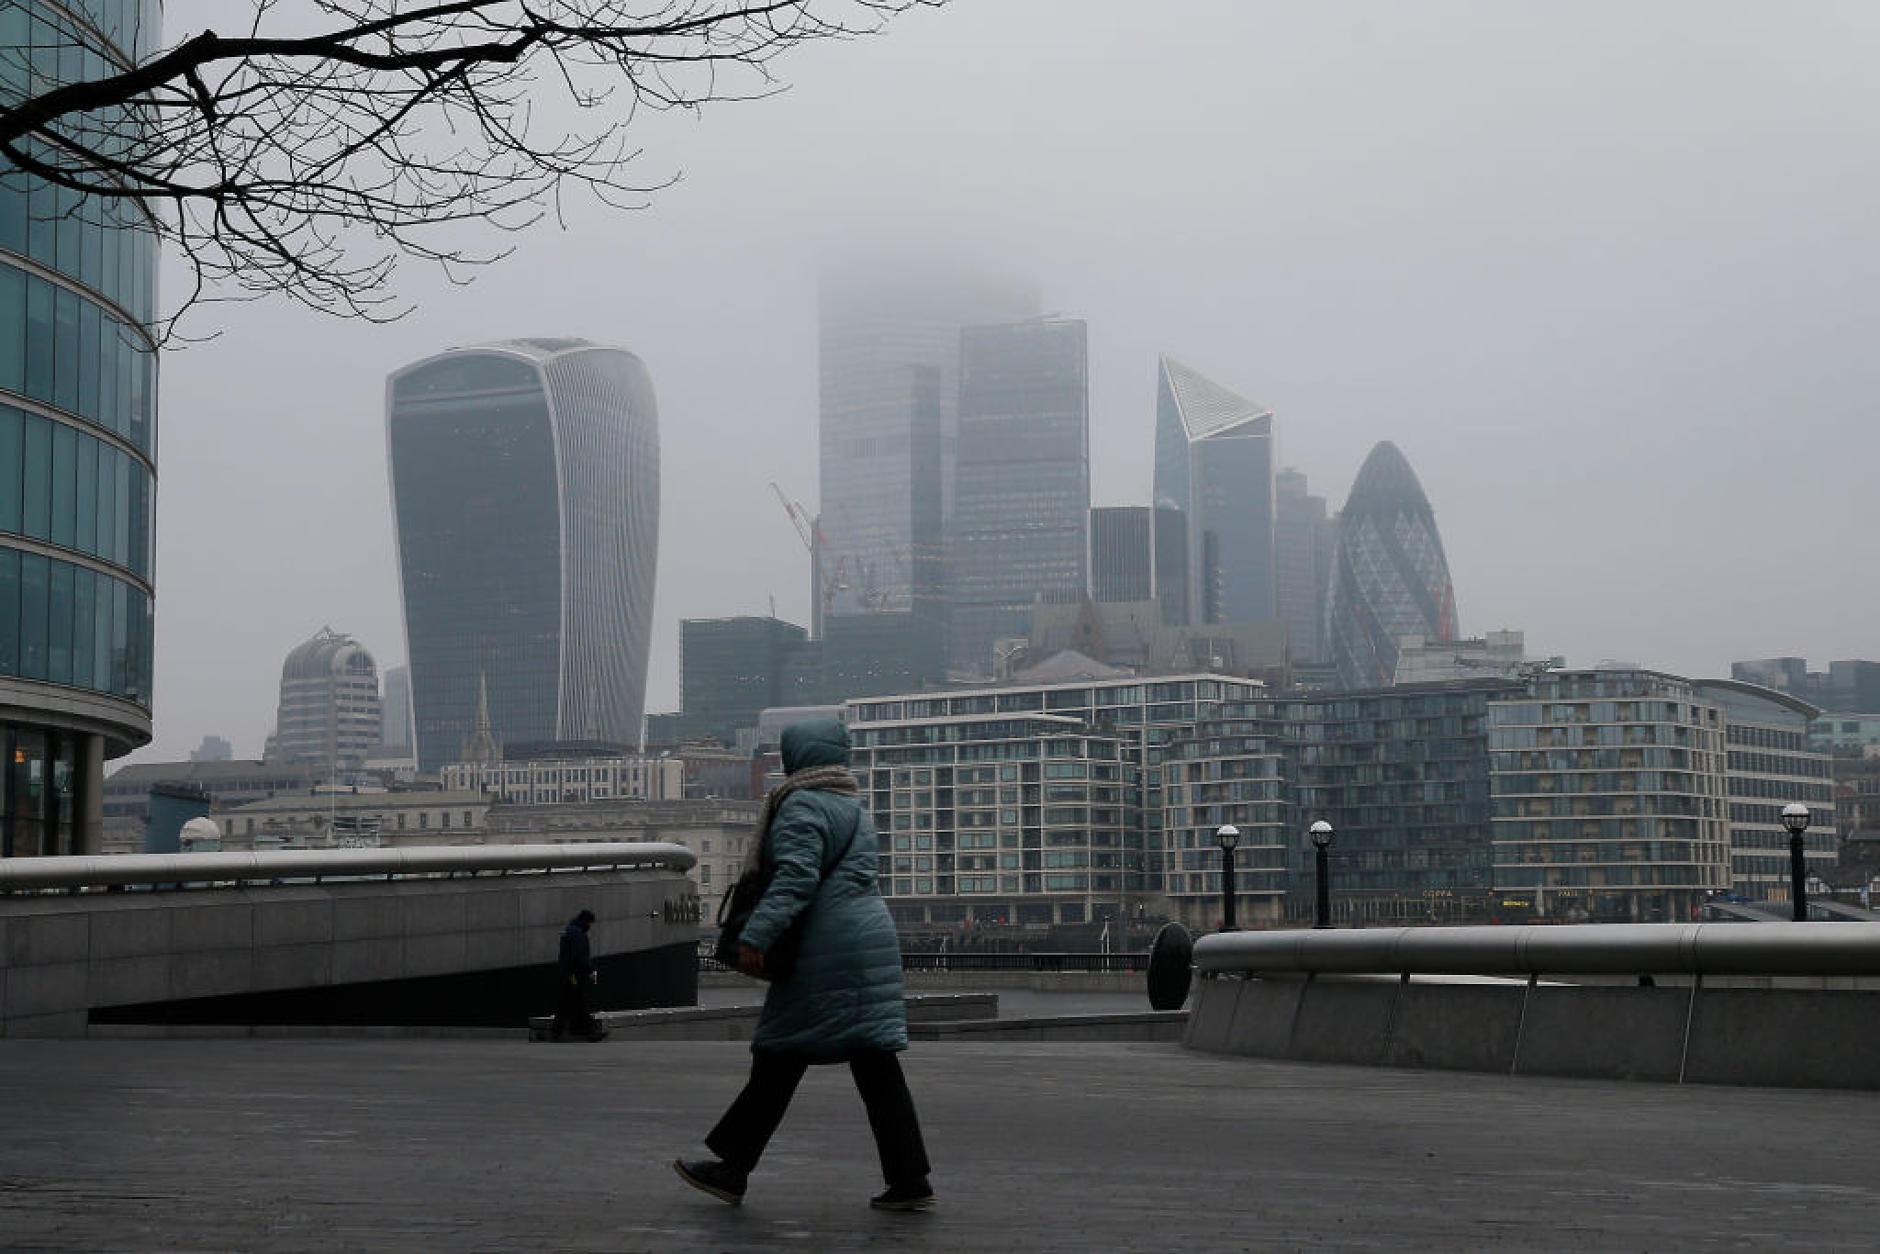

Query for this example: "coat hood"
[780,717,851,773]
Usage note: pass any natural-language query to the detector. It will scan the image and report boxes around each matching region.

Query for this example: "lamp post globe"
[1783,803,1811,922]
[1309,820,1335,929]
[1215,824,1241,933]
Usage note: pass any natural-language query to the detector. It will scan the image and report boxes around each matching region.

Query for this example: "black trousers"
[706,1049,931,1186]
[552,975,594,1036]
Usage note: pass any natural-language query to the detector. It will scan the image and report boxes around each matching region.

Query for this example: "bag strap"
[822,803,861,875]
[762,795,862,883]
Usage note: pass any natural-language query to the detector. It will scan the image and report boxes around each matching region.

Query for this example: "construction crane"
[1452,654,1565,680]
[832,501,897,612]
[769,481,849,624]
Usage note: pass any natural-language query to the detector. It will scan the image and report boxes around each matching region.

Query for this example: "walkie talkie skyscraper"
[387,340,659,771]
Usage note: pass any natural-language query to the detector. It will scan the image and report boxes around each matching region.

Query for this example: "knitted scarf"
[745,763,860,873]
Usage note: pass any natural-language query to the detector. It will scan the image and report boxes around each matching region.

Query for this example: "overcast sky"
[140,0,1880,762]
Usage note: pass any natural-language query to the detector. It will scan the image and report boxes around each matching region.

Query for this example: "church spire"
[461,670,503,764]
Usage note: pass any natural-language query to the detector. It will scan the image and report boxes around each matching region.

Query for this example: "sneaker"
[870,1179,936,1211]
[673,1158,747,1205]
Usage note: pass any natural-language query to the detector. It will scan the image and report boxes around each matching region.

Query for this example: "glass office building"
[817,266,1035,681]
[1088,505,1188,626]
[387,340,658,772]
[0,2,161,856]
[679,615,810,745]
[1151,354,1275,625]
[1274,468,1332,661]
[1324,441,1458,689]
[949,318,1089,674]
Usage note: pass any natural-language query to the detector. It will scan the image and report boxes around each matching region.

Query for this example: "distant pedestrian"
[674,716,933,1212]
[551,908,608,1042]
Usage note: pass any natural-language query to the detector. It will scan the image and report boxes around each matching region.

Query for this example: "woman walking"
[674,716,934,1211]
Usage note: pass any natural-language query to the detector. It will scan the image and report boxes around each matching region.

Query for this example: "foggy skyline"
[141,0,1880,761]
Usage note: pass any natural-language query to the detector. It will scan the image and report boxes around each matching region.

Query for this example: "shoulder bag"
[712,806,860,982]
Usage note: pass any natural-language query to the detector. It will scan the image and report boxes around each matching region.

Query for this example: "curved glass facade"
[388,341,659,772]
[1,1,161,855]
[1324,441,1457,690]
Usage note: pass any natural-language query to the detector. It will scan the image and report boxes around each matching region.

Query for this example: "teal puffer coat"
[741,718,907,1060]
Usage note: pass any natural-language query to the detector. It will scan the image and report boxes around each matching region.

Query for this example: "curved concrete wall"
[1187,976,1880,1089]
[1187,923,1880,1090]
[0,863,700,1037]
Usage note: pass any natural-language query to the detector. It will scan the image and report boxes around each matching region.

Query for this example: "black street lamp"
[1784,803,1811,922]
[1215,824,1240,932]
[1310,820,1335,929]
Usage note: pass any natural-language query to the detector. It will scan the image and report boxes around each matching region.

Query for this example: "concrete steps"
[529,993,1188,1043]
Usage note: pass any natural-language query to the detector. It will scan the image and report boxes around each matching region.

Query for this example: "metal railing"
[0,842,697,894]
[902,951,1148,973]
[699,949,1150,974]
[1194,922,1880,979]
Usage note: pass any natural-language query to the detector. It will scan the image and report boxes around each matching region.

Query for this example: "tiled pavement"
[4,1035,1879,1251]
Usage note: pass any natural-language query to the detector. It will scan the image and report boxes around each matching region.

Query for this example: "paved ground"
[6,1034,1880,1252]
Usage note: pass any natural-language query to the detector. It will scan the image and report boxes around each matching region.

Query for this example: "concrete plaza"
[4,1035,1879,1251]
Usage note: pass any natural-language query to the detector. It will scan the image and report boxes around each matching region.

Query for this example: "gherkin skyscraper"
[1325,441,1457,689]
[387,340,659,770]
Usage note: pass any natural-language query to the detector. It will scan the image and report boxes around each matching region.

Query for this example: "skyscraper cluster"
[786,266,1460,713]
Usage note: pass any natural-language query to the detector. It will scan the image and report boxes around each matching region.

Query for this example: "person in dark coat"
[551,908,608,1042]
[675,717,933,1211]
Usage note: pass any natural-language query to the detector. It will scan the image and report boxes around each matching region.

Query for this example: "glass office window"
[19,551,48,680]
[108,576,126,693]
[90,567,112,691]
[46,560,71,684]
[73,435,95,551]
[113,448,129,565]
[0,406,18,533]
[0,548,16,676]
[52,284,79,413]
[95,441,116,564]
[23,275,52,400]
[0,267,23,392]
[49,419,75,546]
[77,300,99,419]
[20,414,48,536]
[71,566,93,686]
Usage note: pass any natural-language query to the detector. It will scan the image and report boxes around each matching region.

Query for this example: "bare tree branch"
[0,1,939,337]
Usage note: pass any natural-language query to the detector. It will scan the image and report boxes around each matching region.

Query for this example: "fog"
[140,0,1880,760]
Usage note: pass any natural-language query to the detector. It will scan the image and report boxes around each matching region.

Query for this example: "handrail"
[0,842,697,893]
[1194,922,1880,979]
